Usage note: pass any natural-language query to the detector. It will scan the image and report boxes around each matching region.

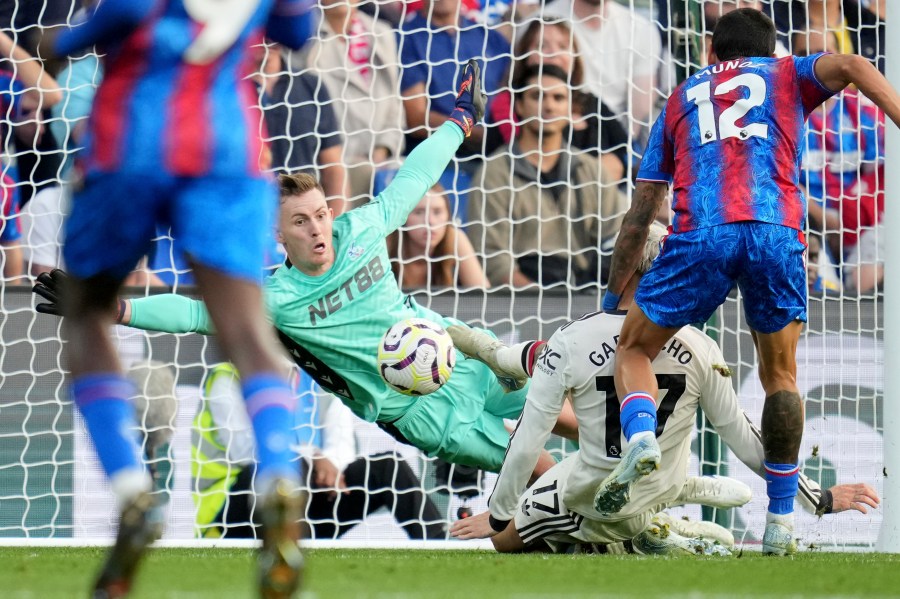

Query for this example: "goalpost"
[0,0,891,550]
[875,0,897,554]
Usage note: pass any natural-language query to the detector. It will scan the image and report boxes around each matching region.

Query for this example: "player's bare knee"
[759,371,798,397]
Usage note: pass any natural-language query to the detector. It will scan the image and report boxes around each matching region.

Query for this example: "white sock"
[496,342,530,377]
[766,511,794,529]
[628,430,656,446]
[110,468,152,509]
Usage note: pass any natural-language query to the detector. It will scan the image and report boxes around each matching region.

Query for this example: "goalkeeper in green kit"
[35,60,575,475]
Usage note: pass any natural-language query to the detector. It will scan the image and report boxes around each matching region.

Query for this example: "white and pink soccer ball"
[377,318,456,396]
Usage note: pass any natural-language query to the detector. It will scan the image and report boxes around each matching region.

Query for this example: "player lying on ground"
[600,7,900,556]
[449,223,878,553]
[42,1,316,597]
[33,60,576,479]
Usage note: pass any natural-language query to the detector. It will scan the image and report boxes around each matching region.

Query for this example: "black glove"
[32,268,68,316]
[448,58,486,138]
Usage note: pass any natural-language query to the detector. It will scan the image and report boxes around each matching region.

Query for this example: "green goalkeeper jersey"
[128,122,466,423]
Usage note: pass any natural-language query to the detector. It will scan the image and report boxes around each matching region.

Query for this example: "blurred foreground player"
[44,2,315,597]
[601,8,900,555]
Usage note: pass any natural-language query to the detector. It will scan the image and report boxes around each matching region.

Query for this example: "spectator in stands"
[398,0,510,158]
[1,7,69,201]
[256,44,348,209]
[291,0,404,203]
[861,0,885,21]
[774,0,884,72]
[795,29,884,273]
[0,30,61,283]
[541,0,661,141]
[703,1,790,58]
[806,233,841,295]
[468,64,627,290]
[0,1,71,54]
[194,364,446,540]
[387,184,489,290]
[487,17,628,182]
[845,221,883,295]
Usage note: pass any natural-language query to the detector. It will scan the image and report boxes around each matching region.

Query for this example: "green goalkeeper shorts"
[388,351,529,473]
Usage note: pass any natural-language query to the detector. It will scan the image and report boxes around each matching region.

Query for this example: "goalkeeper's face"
[277,188,336,276]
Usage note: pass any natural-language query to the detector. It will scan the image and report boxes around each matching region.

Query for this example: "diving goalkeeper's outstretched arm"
[366,58,485,234]
[119,293,215,335]
[32,269,216,335]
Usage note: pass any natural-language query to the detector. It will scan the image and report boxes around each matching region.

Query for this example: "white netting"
[0,0,887,549]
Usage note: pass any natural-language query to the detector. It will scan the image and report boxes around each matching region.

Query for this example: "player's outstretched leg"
[258,479,305,599]
[632,514,732,557]
[592,430,661,516]
[675,475,753,509]
[445,324,544,391]
[93,491,164,599]
[653,511,734,549]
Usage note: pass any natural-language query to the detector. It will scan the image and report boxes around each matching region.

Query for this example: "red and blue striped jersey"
[638,55,836,233]
[55,0,314,178]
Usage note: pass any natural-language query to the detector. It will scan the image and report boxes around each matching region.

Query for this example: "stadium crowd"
[4,0,890,556]
[1,0,887,296]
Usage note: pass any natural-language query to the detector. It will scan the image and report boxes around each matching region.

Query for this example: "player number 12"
[686,73,769,144]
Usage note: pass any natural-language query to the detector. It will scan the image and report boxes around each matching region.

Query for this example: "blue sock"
[72,373,142,479]
[243,373,298,483]
[764,461,800,515]
[620,392,657,441]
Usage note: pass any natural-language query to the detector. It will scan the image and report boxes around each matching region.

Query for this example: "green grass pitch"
[3,548,899,598]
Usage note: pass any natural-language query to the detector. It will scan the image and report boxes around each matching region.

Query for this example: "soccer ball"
[377,318,456,395]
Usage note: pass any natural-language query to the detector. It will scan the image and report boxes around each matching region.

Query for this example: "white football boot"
[593,432,661,516]
[445,324,530,391]
[633,514,732,557]
[762,513,798,556]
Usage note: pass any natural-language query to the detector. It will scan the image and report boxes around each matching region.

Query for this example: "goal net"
[0,0,887,550]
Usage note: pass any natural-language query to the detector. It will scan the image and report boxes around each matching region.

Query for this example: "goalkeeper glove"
[448,59,486,138]
[32,268,68,316]
[32,268,127,322]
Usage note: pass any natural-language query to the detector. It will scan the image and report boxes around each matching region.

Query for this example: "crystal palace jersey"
[638,54,836,233]
[54,0,314,178]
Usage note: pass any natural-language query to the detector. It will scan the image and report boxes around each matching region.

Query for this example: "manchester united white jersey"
[489,309,824,525]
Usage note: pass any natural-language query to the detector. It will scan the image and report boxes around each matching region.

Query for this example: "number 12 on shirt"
[686,73,769,144]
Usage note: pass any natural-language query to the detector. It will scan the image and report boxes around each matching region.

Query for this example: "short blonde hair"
[278,172,322,199]
[637,222,668,275]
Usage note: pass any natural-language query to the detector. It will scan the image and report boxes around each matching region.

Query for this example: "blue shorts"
[635,222,807,334]
[64,172,277,282]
